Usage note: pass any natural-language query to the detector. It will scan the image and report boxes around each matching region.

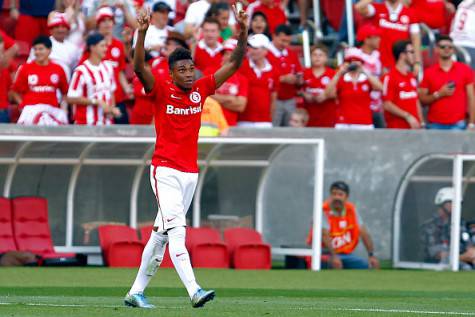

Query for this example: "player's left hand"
[368,256,380,269]
[232,2,248,34]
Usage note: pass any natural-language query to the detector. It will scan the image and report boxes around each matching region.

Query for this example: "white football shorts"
[150,165,198,232]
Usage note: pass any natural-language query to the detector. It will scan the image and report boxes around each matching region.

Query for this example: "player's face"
[98,18,114,36]
[202,22,220,46]
[217,9,229,29]
[251,15,267,34]
[171,59,195,90]
[51,25,69,42]
[289,114,305,127]
[91,40,108,60]
[329,189,348,211]
[248,46,267,62]
[311,48,327,68]
[33,44,51,63]
[273,33,291,50]
[442,201,453,213]
[404,44,415,66]
[437,40,454,60]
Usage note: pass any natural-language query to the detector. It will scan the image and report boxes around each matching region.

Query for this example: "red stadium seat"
[98,225,145,267]
[186,227,230,268]
[11,197,76,259]
[224,227,271,270]
[0,197,17,253]
[138,225,173,268]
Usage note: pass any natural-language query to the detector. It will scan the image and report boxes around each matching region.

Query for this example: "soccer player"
[11,36,69,125]
[125,5,248,309]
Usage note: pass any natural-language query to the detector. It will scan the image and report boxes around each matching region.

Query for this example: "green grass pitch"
[1,268,475,316]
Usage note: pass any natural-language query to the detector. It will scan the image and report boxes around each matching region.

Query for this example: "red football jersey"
[0,66,12,109]
[204,66,249,126]
[131,76,154,125]
[367,2,418,68]
[151,57,170,80]
[238,59,279,123]
[12,61,68,109]
[382,67,420,129]
[149,75,216,173]
[335,73,373,125]
[253,3,287,34]
[410,0,447,29]
[193,40,223,72]
[267,43,302,101]
[420,61,474,125]
[302,67,337,127]
[80,38,127,102]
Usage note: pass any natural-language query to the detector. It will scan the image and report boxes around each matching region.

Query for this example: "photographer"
[324,48,383,130]
[418,35,475,130]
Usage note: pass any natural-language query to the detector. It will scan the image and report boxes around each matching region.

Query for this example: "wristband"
[368,252,374,257]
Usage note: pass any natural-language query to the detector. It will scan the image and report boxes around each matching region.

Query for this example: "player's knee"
[167,226,187,256]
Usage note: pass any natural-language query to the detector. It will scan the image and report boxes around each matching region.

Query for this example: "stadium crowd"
[0,0,474,132]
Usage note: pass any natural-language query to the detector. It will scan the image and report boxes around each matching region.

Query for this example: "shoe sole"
[124,299,155,309]
[192,291,215,308]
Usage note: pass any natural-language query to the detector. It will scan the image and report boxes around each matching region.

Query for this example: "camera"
[447,81,456,89]
[347,63,359,72]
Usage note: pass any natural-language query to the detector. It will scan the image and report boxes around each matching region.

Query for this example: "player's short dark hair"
[436,34,453,44]
[392,40,411,61]
[168,47,193,70]
[32,35,52,49]
[201,16,220,28]
[330,181,350,195]
[311,42,329,56]
[274,24,292,36]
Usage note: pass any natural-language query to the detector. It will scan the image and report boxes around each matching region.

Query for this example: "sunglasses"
[438,45,454,49]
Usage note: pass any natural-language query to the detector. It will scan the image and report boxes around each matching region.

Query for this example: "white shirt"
[28,36,81,79]
[356,48,383,112]
[450,0,475,48]
[133,24,175,55]
[184,0,235,27]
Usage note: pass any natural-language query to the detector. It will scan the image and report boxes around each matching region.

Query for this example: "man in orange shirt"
[307,181,380,269]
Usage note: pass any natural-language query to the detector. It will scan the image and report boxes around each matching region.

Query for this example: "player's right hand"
[136,8,151,32]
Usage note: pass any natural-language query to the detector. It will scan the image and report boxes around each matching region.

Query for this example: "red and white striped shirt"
[67,60,116,125]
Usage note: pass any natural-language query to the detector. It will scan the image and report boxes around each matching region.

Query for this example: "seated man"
[421,187,475,270]
[307,181,380,269]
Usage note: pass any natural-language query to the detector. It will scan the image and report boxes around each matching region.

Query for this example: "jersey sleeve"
[11,65,27,94]
[463,64,474,87]
[382,74,396,102]
[67,69,86,98]
[198,75,217,98]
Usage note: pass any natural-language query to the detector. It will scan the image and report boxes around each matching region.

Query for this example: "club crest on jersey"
[111,47,121,58]
[190,91,201,103]
[50,74,59,84]
[321,76,330,85]
[28,74,38,85]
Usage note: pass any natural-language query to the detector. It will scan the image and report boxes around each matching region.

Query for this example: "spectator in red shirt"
[0,35,12,123]
[131,51,155,125]
[356,0,422,73]
[324,49,383,129]
[11,0,55,48]
[193,17,223,73]
[355,24,384,128]
[248,11,271,39]
[0,28,18,68]
[408,0,455,32]
[419,35,475,130]
[204,39,249,126]
[267,24,303,126]
[382,40,424,129]
[11,36,69,125]
[252,0,287,34]
[238,33,279,128]
[301,43,337,127]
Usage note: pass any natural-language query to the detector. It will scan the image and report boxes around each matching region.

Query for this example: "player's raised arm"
[213,4,248,88]
[134,8,155,93]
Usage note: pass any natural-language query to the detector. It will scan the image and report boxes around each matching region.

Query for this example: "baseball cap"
[356,24,381,42]
[96,6,115,25]
[153,1,172,12]
[247,34,270,49]
[344,47,364,63]
[86,32,105,48]
[48,12,71,30]
[223,39,238,52]
[330,181,350,195]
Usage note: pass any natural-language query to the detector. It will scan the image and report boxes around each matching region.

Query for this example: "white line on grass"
[1,302,474,315]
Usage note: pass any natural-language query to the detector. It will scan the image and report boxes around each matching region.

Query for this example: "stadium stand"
[98,224,144,267]
[0,197,16,253]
